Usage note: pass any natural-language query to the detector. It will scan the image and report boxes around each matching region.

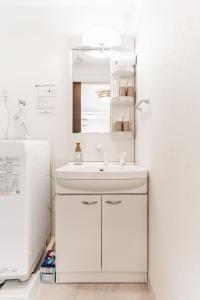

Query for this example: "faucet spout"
[103,151,108,166]
[96,145,109,165]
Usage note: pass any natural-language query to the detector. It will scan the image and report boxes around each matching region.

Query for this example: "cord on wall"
[4,95,11,140]
[49,164,56,214]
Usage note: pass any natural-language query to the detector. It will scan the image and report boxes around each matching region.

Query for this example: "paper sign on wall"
[35,84,56,114]
[0,156,20,195]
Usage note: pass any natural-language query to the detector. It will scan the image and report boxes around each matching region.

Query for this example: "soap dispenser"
[74,143,83,165]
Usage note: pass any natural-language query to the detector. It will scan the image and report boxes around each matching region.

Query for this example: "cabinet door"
[56,195,101,272]
[102,195,147,272]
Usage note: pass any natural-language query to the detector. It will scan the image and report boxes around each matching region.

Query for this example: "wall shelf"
[111,96,134,106]
[110,49,135,140]
[112,65,134,78]
[111,131,134,138]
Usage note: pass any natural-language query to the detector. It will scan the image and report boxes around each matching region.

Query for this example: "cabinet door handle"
[81,201,98,205]
[105,200,122,205]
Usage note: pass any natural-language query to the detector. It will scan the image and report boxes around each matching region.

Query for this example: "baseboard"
[57,271,147,283]
[148,281,157,300]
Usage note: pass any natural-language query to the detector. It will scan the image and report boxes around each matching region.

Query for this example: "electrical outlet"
[1,89,9,101]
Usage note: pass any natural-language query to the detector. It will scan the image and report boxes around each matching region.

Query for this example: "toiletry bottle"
[74,143,83,165]
[115,112,123,131]
[119,79,127,97]
[123,113,130,131]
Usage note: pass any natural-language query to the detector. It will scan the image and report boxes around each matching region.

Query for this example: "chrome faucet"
[96,145,108,165]
[119,152,127,165]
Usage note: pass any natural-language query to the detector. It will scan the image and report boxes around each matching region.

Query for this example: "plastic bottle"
[74,143,83,165]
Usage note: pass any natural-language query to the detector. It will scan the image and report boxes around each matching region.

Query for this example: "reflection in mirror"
[72,49,111,133]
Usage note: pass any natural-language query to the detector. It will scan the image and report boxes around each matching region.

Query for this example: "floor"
[36,283,152,300]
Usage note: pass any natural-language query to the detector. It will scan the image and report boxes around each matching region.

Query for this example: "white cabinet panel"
[102,195,147,272]
[56,195,101,272]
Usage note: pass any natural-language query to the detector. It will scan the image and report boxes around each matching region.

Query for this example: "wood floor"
[36,283,152,300]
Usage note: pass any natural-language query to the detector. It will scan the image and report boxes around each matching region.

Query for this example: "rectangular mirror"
[72,49,111,133]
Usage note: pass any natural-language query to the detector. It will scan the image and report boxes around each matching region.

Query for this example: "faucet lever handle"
[96,144,103,152]
[120,152,127,165]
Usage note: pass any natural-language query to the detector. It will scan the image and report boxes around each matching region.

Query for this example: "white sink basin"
[56,162,148,194]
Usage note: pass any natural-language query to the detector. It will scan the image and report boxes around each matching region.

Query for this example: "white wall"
[0,8,71,170]
[0,6,135,166]
[0,5,135,233]
[135,0,200,299]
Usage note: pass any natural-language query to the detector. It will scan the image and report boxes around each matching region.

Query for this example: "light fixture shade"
[84,49,110,59]
[82,26,121,48]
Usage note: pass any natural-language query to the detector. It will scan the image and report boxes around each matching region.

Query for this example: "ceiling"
[0,0,136,6]
[0,5,135,37]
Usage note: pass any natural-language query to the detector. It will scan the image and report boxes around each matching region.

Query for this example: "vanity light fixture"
[82,26,121,49]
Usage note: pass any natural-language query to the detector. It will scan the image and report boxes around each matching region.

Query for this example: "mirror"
[72,49,111,133]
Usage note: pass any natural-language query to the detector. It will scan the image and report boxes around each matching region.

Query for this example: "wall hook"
[135,99,150,111]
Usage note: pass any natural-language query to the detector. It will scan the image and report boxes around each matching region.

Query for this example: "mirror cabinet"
[71,31,135,135]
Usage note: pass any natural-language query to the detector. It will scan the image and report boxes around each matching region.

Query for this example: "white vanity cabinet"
[56,193,147,283]
[102,195,147,272]
[55,162,148,283]
[56,195,101,272]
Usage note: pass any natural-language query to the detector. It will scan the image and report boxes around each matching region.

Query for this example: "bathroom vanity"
[55,163,148,283]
